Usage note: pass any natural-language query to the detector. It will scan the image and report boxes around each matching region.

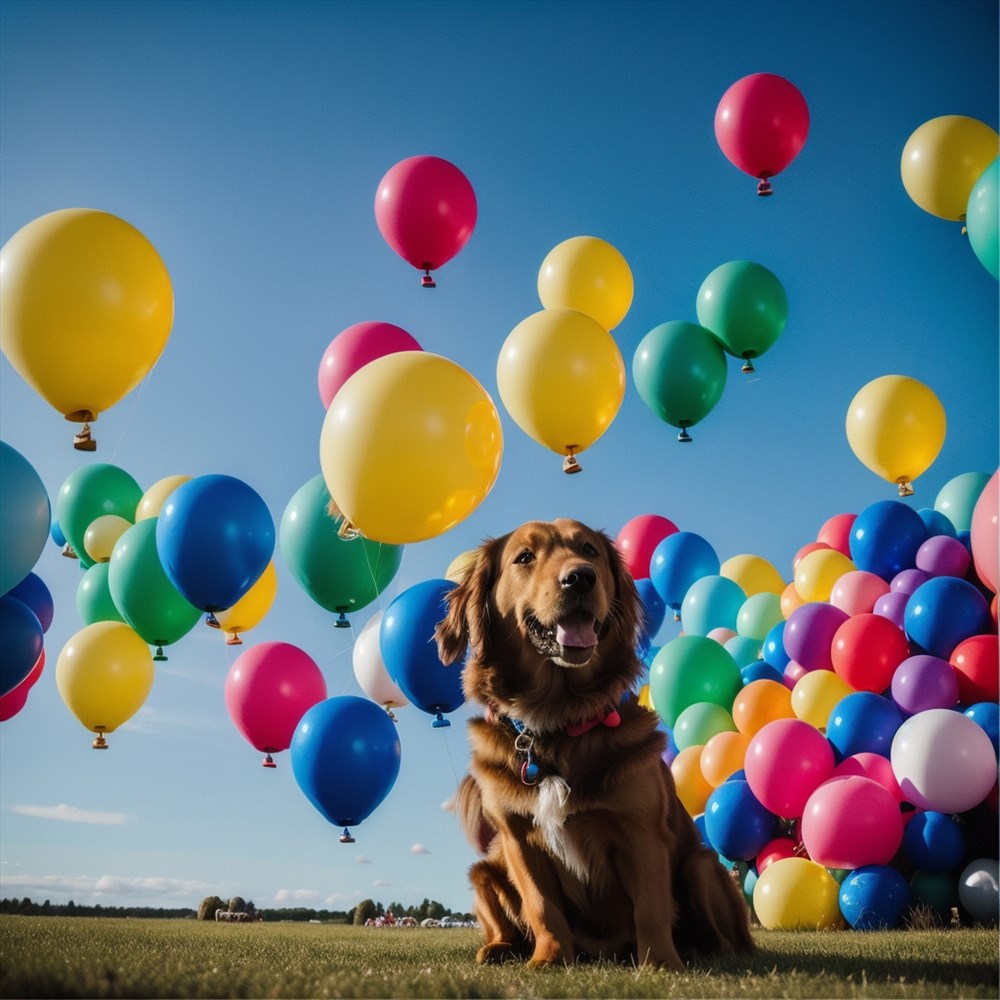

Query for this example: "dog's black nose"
[560,564,597,592]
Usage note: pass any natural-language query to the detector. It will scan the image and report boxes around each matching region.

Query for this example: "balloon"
[135,475,191,521]
[958,859,1000,924]
[279,475,402,623]
[831,613,910,694]
[635,578,666,648]
[969,470,998,593]
[735,592,782,641]
[352,611,409,712]
[704,779,777,862]
[380,579,464,725]
[839,865,911,930]
[0,441,50,595]
[732,679,794,738]
[892,567,930,595]
[890,654,960,715]
[214,561,278,643]
[827,691,902,759]
[721,553,784,597]
[780,583,807,622]
[76,562,125,625]
[680,575,746,637]
[744,718,835,818]
[696,260,788,372]
[902,811,965,873]
[793,548,854,602]
[890,708,998,813]
[673,701,735,751]
[915,535,970,578]
[900,116,999,221]
[497,308,624,471]
[904,576,990,659]
[321,351,503,543]
[0,209,174,447]
[934,471,990,534]
[155,474,275,615]
[374,155,477,286]
[782,601,849,672]
[874,590,908,629]
[632,321,727,441]
[225,641,327,766]
[918,506,955,538]
[108,519,202,659]
[753,858,842,930]
[830,570,890,616]
[714,73,810,195]
[291,696,401,841]
[700,730,751,787]
[791,669,854,731]
[950,634,999,704]
[756,837,798,875]
[83,513,131,563]
[670,744,713,816]
[537,236,634,331]
[648,635,741,728]
[55,620,154,747]
[850,499,929,580]
[910,870,960,924]
[966,158,999,278]
[816,513,856,557]
[761,620,790,673]
[832,751,905,803]
[0,649,44,722]
[649,531,720,615]
[445,549,476,584]
[964,701,1000,756]
[726,634,762,669]
[846,375,946,496]
[317,321,422,410]
[0,595,44,697]
[55,463,142,570]
[615,514,679,580]
[6,572,53,632]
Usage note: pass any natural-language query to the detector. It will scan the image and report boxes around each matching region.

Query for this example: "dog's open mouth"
[525,611,602,666]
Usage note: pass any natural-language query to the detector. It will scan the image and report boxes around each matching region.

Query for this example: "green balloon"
[76,562,125,625]
[279,475,403,620]
[648,634,742,728]
[934,471,991,533]
[632,321,728,440]
[55,463,142,570]
[737,592,784,641]
[107,518,201,654]
[966,158,998,280]
[672,701,736,751]
[696,260,788,369]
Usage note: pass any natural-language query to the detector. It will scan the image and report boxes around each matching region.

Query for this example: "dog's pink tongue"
[556,620,597,648]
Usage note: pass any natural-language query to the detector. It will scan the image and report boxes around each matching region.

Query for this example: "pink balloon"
[783,602,849,672]
[970,470,999,593]
[616,513,679,580]
[833,752,905,804]
[891,654,960,715]
[830,569,890,616]
[318,321,422,410]
[745,718,835,819]
[782,659,808,690]
[792,541,829,573]
[817,513,856,558]
[915,535,970,578]
[225,641,327,766]
[801,775,903,869]
[374,155,477,286]
[714,72,810,195]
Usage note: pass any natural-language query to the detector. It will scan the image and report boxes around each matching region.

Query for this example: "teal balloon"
[966,158,998,279]
[108,518,201,655]
[0,441,51,596]
[76,562,125,625]
[934,471,990,533]
[55,463,141,570]
[649,634,742,728]
[632,321,727,439]
[680,574,746,636]
[725,634,763,669]
[696,260,788,369]
[279,475,402,620]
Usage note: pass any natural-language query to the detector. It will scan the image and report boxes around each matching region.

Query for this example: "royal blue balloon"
[6,572,54,632]
[918,507,957,539]
[827,691,902,761]
[380,579,464,720]
[650,531,720,612]
[155,474,274,613]
[839,865,911,930]
[904,576,991,660]
[704,779,777,862]
[761,620,790,673]
[0,441,51,597]
[964,702,1000,756]
[741,660,783,685]
[0,595,44,697]
[50,519,66,548]
[902,811,966,873]
[635,577,666,650]
[290,696,401,830]
[850,500,928,581]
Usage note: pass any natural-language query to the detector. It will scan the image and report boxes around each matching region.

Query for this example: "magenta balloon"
[317,321,423,410]
[970,469,998,593]
[891,654,960,715]
[915,535,970,579]
[224,641,327,759]
[832,751,905,803]
[874,590,908,629]
[830,570,890,616]
[744,718,835,819]
[782,602,849,672]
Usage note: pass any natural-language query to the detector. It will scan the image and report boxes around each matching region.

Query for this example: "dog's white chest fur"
[532,776,589,884]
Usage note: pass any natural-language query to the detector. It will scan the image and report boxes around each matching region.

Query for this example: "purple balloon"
[891,568,930,595]
[874,590,908,629]
[891,655,960,715]
[783,601,849,672]
[915,536,971,578]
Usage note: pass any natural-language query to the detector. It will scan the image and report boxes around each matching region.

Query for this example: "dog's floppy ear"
[435,535,504,665]
[604,530,644,653]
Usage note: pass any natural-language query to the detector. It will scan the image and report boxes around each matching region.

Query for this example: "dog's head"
[436,519,644,730]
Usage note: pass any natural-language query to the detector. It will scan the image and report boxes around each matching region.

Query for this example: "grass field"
[0,916,997,999]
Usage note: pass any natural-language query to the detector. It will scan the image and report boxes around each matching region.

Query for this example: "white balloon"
[958,858,999,925]
[352,611,408,710]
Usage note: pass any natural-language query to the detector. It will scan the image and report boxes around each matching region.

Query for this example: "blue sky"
[1,0,996,914]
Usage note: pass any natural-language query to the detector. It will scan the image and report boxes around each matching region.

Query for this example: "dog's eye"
[582,542,600,558]
[514,549,535,565]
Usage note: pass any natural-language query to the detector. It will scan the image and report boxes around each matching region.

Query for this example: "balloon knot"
[334,610,351,628]
[205,612,221,629]
[562,448,583,474]
[432,712,451,729]
[225,632,243,645]
[61,543,78,559]
[73,422,97,452]
[897,480,915,498]
[92,728,109,750]
[741,357,756,374]
[757,178,773,197]
[384,705,398,722]
[153,646,167,662]
[262,753,277,769]
[677,425,693,443]
[340,828,356,844]
[337,519,361,541]
[421,268,436,288]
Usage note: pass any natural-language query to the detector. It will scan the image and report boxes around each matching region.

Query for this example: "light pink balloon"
[318,321,422,409]
[745,717,835,818]
[970,469,998,593]
[830,570,890,616]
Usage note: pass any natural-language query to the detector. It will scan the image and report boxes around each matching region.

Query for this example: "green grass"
[0,916,997,999]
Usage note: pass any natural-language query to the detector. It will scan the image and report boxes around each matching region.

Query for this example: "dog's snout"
[560,563,597,593]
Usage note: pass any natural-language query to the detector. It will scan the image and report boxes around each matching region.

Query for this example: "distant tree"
[353,899,377,925]
[426,899,446,920]
[244,899,257,918]
[198,895,226,921]
[228,895,247,913]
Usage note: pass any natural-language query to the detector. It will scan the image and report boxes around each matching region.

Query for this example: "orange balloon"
[700,730,751,787]
[671,744,713,816]
[780,580,806,617]
[732,678,794,737]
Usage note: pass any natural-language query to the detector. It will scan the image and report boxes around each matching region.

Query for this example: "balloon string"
[437,722,463,790]
[108,369,154,463]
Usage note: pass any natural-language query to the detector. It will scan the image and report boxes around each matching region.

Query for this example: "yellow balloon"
[537,236,634,331]
[792,669,854,731]
[84,514,132,563]
[497,308,625,471]
[670,744,712,816]
[445,549,477,583]
[0,209,174,437]
[320,352,503,544]
[215,560,278,641]
[720,553,785,596]
[136,475,191,521]
[752,857,844,930]
[793,548,855,602]
[901,115,999,221]
[846,375,946,496]
[638,683,655,711]
[55,620,155,746]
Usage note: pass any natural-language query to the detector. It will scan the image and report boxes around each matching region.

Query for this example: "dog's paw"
[477,942,523,965]
[527,935,572,968]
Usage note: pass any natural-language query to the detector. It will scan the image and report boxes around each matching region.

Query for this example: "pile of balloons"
[637,467,998,931]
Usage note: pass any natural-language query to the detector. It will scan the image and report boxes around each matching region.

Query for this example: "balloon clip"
[757,178,773,197]
[153,645,167,662]
[673,610,681,622]
[677,425,693,443]
[741,357,757,374]
[225,632,243,646]
[337,519,361,541]
[61,543,78,559]
[92,727,109,750]
[421,268,436,288]
[384,704,398,722]
[73,422,97,452]
[897,480,915,498]
[959,214,968,236]
[432,712,451,729]
[334,610,351,629]
[205,612,221,629]
[262,752,277,769]
[339,828,356,844]
[562,448,583,475]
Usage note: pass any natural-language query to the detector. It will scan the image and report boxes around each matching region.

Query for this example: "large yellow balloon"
[753,857,844,930]
[537,236,634,331]
[497,308,625,472]
[320,351,503,544]
[136,475,191,521]
[55,620,155,747]
[720,553,785,596]
[215,560,278,642]
[792,669,854,730]
[846,375,946,496]
[84,514,132,563]
[0,209,174,443]
[793,548,855,602]
[901,115,999,221]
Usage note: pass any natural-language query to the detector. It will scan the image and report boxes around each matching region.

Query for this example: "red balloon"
[0,649,44,723]
[950,633,999,703]
[374,155,477,286]
[715,73,810,195]
[816,513,856,558]
[831,613,911,693]
[615,513,679,579]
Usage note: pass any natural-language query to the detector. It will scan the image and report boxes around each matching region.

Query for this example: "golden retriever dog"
[435,519,755,969]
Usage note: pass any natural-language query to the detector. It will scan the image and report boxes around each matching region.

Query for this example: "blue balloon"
[50,519,66,548]
[741,660,782,685]
[704,779,777,862]
[290,696,401,838]
[918,508,956,538]
[155,474,274,613]
[380,579,464,724]
[903,811,966,873]
[839,865,911,930]
[0,441,51,596]
[827,692,902,760]
[904,576,991,660]
[6,572,53,632]
[850,500,928,581]
[964,702,1000,756]
[760,620,790,673]
[650,531,720,613]
[635,578,666,650]
[0,595,44,697]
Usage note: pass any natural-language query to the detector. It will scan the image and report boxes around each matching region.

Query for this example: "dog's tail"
[456,774,497,855]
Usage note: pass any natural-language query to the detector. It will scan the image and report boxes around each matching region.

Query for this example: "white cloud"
[373,879,391,887]
[12,804,128,825]
[273,888,320,903]
[354,855,372,864]
[0,873,213,904]
[410,843,429,855]
[440,796,456,812]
